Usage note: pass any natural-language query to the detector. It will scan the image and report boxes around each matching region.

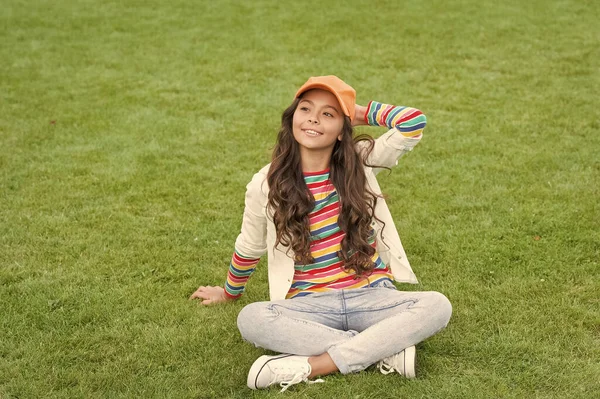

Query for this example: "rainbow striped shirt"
[286,169,393,298]
[365,101,426,138]
[223,101,425,299]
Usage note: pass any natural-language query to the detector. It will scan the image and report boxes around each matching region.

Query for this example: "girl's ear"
[337,134,342,141]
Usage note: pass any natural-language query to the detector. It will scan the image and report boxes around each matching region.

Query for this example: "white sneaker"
[377,345,416,378]
[247,354,324,392]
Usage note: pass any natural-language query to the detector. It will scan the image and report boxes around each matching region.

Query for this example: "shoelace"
[377,361,396,375]
[279,373,324,393]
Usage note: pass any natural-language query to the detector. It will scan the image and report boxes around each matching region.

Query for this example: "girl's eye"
[300,106,310,112]
[324,112,333,117]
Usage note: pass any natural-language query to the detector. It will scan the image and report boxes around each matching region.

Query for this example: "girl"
[190,76,452,392]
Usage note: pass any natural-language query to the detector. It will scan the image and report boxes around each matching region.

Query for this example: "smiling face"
[292,89,345,159]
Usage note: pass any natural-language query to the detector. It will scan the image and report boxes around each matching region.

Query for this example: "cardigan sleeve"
[224,170,269,298]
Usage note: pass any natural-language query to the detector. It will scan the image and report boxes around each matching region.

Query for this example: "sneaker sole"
[247,354,294,390]
[404,346,416,378]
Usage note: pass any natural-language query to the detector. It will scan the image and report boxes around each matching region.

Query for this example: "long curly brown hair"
[267,97,382,276]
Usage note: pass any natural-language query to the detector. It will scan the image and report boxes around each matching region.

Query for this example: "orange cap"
[295,76,356,122]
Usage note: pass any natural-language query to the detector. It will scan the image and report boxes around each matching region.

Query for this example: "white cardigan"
[234,128,422,301]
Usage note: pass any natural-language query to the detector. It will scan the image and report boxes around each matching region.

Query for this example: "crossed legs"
[237,287,452,375]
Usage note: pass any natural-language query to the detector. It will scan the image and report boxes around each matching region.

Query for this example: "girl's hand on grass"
[189,285,231,305]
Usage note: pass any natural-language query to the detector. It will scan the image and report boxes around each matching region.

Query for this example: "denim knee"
[237,301,270,342]
[428,291,453,328]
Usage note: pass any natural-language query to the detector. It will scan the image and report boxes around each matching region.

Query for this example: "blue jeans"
[237,282,452,374]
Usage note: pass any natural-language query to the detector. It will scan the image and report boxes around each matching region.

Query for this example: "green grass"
[1,0,599,397]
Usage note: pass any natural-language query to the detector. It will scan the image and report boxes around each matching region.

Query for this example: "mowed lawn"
[1,0,598,398]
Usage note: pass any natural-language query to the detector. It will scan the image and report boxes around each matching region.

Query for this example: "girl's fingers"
[189,286,209,300]
[190,286,223,302]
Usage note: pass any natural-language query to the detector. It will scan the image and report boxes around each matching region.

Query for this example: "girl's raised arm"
[355,100,427,171]
[364,101,426,138]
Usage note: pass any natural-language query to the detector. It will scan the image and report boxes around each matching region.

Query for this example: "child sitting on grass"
[190,75,451,392]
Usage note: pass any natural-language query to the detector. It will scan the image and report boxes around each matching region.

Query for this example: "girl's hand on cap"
[352,104,368,127]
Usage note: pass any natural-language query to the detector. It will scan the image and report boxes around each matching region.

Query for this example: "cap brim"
[295,83,352,121]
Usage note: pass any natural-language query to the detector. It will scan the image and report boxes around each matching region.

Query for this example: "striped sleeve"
[365,101,427,138]
[224,250,260,299]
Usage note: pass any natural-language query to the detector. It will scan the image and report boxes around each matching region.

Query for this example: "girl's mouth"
[304,129,323,137]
